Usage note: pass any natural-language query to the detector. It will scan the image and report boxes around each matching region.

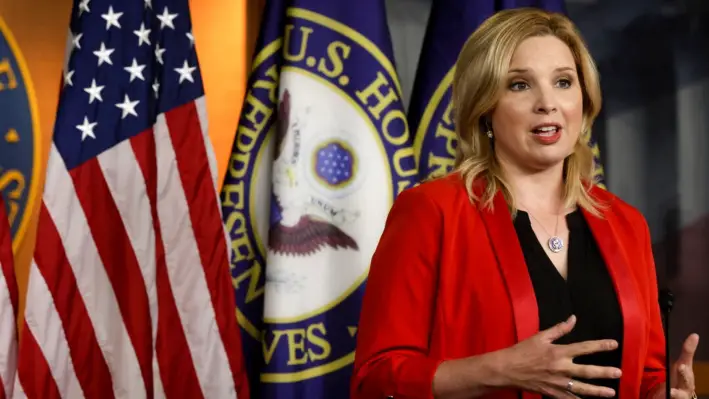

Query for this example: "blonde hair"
[452,7,603,216]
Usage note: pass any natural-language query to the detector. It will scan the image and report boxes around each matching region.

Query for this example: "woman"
[350,7,699,399]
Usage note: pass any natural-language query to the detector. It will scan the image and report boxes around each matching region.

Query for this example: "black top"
[513,209,624,398]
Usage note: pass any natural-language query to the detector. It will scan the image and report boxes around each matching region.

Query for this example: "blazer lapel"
[582,199,644,399]
[478,190,539,343]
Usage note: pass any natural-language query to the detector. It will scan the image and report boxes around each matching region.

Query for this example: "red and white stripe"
[15,98,250,399]
[0,195,18,399]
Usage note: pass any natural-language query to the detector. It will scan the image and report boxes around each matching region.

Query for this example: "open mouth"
[530,124,562,144]
[531,124,562,136]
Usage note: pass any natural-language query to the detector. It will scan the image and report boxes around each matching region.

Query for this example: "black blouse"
[513,209,624,398]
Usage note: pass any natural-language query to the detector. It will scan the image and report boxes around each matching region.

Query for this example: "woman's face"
[489,35,583,175]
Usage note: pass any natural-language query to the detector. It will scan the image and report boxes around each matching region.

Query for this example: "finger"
[564,338,619,357]
[566,363,622,380]
[559,378,616,398]
[548,388,581,399]
[541,383,581,399]
[678,334,700,364]
[544,315,577,342]
[677,364,695,391]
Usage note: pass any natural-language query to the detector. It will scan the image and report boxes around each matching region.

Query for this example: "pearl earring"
[486,130,493,139]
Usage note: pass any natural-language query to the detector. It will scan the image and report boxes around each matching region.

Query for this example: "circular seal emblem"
[412,67,457,181]
[223,7,418,388]
[0,15,41,251]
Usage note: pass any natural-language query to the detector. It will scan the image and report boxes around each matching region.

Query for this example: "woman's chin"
[522,155,568,173]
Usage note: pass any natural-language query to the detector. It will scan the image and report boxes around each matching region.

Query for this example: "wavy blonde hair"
[452,7,603,216]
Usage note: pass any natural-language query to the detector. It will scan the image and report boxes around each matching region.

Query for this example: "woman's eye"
[557,78,572,88]
[510,81,529,91]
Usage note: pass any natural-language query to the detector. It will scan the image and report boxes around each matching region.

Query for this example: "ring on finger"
[566,380,574,392]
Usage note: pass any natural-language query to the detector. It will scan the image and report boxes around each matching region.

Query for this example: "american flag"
[14,0,250,398]
[0,194,18,399]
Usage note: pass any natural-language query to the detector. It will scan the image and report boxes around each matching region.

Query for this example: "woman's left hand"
[668,333,700,399]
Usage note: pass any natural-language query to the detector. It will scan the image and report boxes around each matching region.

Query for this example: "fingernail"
[613,369,622,378]
[605,389,616,397]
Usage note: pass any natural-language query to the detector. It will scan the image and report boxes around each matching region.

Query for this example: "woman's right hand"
[492,315,622,398]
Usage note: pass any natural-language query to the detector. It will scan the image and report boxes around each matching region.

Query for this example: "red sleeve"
[639,217,666,398]
[350,187,445,399]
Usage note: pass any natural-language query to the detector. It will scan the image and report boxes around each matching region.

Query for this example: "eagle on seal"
[267,89,359,256]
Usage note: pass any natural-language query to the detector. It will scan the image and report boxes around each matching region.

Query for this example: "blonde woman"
[351,8,699,399]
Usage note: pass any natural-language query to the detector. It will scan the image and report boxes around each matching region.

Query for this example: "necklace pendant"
[548,236,564,253]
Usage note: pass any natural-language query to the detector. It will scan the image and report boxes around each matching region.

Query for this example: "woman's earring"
[486,130,493,139]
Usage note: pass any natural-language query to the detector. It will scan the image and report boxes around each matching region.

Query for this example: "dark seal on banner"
[0,15,41,251]
[413,68,457,182]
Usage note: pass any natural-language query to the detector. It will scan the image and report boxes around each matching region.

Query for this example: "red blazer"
[351,175,666,399]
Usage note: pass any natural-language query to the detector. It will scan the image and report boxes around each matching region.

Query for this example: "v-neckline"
[515,209,575,284]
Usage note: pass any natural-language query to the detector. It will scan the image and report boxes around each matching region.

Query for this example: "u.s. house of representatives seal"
[0,15,41,250]
[224,7,418,385]
[413,67,457,181]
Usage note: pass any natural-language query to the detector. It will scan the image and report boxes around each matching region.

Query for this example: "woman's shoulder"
[588,184,649,229]
[396,173,471,211]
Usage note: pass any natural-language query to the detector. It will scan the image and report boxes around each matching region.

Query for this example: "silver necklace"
[526,210,565,253]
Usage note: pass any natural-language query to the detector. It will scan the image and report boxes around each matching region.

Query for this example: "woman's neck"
[502,163,566,215]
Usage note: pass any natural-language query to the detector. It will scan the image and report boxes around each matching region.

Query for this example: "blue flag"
[220,0,418,397]
[409,0,605,186]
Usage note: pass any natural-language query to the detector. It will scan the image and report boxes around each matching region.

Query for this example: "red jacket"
[351,175,665,399]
